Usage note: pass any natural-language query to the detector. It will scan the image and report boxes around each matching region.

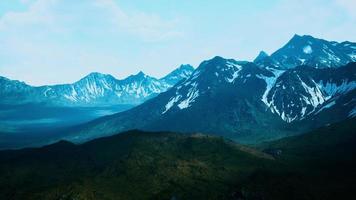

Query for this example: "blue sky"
[0,0,355,85]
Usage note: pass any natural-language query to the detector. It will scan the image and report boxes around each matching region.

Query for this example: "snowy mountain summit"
[255,34,356,69]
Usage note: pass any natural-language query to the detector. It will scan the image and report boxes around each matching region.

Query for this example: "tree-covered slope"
[0,131,273,200]
[240,118,356,200]
[1,118,355,200]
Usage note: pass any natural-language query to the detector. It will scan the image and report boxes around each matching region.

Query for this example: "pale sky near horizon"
[0,0,355,86]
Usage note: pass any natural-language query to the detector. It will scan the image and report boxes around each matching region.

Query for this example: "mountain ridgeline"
[0,64,194,106]
[255,34,356,69]
[64,35,356,144]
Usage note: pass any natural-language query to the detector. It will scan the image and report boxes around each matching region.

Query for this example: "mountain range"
[0,64,194,106]
[64,35,356,144]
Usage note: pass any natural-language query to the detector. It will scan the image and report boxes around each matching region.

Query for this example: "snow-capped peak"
[268,34,356,69]
[160,64,194,86]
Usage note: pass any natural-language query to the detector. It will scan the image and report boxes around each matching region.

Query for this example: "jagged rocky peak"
[123,71,152,82]
[199,56,250,72]
[200,56,235,70]
[178,64,194,71]
[86,72,107,77]
[137,70,146,76]
[80,72,116,82]
[286,34,326,47]
[290,34,313,41]
[166,64,194,77]
[272,34,319,57]
[160,64,194,86]
[284,34,322,54]
[184,56,271,88]
[207,55,227,63]
[254,51,269,63]
[86,72,109,78]
[177,64,194,77]
[134,71,147,78]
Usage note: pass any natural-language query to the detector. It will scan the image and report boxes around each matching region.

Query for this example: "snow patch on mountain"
[258,68,285,106]
[268,35,356,69]
[303,45,313,54]
[281,111,298,123]
[162,94,182,114]
[258,75,278,106]
[300,79,327,108]
[349,53,356,61]
[43,88,52,97]
[349,107,356,118]
[317,80,356,96]
[314,101,336,115]
[301,107,307,116]
[226,62,242,83]
[190,70,202,81]
[178,82,199,109]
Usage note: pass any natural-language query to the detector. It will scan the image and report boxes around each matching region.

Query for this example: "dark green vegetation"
[0,131,274,200]
[244,118,356,200]
[0,118,355,200]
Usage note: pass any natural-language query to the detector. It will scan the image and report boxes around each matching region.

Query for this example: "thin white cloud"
[19,0,33,4]
[93,0,183,42]
[334,0,356,18]
[0,0,184,85]
[0,0,58,31]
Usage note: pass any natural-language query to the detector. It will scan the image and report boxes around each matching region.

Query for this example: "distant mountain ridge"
[0,65,194,106]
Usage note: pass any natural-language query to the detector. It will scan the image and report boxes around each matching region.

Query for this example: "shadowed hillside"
[0,131,274,200]
[0,118,355,199]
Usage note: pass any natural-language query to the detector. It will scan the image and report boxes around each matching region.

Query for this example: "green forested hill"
[0,131,274,200]
[0,119,355,200]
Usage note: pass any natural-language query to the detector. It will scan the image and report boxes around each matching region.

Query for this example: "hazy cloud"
[93,0,183,42]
